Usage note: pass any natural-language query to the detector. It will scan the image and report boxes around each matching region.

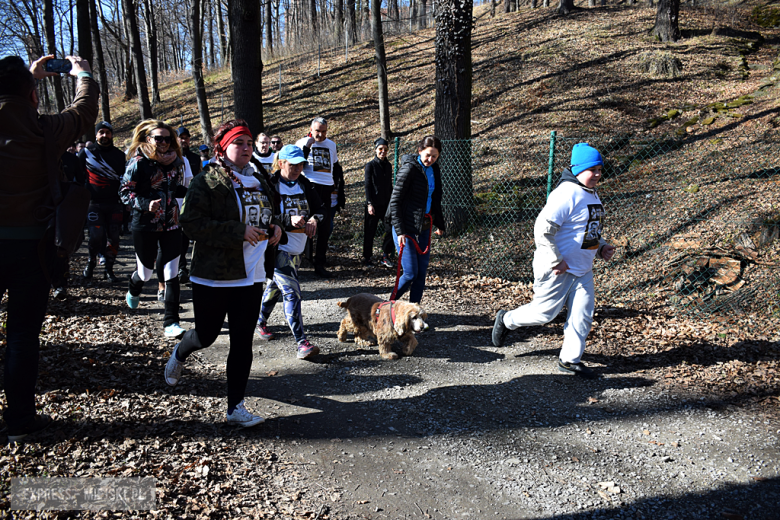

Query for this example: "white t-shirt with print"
[295,137,337,186]
[190,173,272,287]
[278,181,311,255]
[532,182,605,278]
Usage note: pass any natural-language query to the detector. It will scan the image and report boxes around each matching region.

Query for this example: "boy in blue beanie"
[491,143,615,378]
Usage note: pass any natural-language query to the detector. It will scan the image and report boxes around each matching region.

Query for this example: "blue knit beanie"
[570,143,603,176]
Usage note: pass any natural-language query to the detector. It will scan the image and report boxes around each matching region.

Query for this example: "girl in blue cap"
[490,143,615,379]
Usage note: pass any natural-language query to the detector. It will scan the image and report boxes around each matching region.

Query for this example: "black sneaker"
[7,414,52,443]
[314,265,333,279]
[380,256,394,269]
[83,259,96,279]
[105,267,120,283]
[558,360,599,379]
[492,309,510,347]
[362,258,373,267]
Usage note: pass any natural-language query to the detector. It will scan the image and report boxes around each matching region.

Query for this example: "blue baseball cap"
[278,144,307,164]
[198,144,208,152]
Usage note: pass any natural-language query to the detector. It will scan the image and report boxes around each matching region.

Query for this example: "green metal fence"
[332,130,780,316]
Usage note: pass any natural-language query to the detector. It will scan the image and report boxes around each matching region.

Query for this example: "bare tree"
[89,0,111,122]
[229,0,264,134]
[43,0,65,112]
[434,0,473,234]
[122,0,152,119]
[141,0,161,104]
[191,0,213,143]
[371,0,390,138]
[264,0,273,56]
[652,0,680,42]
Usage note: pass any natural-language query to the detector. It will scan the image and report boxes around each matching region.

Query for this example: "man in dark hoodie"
[491,143,615,379]
[80,121,126,283]
[0,54,98,442]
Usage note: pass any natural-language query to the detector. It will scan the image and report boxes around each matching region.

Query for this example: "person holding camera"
[0,54,98,442]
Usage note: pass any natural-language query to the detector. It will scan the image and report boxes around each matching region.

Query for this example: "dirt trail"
[179,265,780,520]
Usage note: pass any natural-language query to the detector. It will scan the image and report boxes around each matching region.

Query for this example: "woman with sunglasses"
[120,119,188,338]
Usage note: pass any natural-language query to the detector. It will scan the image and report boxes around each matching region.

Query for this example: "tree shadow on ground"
[524,476,779,520]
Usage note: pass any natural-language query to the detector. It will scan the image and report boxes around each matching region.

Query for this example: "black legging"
[128,229,182,326]
[177,282,264,410]
[362,206,394,261]
[311,182,334,268]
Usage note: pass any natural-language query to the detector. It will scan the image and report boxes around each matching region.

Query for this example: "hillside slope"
[107,2,780,147]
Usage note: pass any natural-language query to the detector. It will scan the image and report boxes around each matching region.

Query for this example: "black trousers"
[311,183,335,267]
[0,239,51,431]
[129,229,182,326]
[86,201,123,267]
[362,206,394,261]
[177,282,264,410]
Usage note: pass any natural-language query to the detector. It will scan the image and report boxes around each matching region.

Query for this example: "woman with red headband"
[164,119,286,428]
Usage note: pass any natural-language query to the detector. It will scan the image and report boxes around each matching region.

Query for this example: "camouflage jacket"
[180,162,286,281]
[120,150,187,232]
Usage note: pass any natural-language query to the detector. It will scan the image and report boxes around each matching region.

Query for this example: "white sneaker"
[226,400,265,427]
[164,322,186,339]
[164,343,183,386]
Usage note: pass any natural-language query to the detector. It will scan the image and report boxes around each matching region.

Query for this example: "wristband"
[77,71,94,79]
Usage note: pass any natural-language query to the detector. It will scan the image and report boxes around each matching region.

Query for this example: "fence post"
[547,130,557,199]
[393,136,400,184]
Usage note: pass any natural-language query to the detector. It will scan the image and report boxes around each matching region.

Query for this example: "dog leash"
[390,214,433,301]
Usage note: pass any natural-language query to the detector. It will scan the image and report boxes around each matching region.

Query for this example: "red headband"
[217,126,252,153]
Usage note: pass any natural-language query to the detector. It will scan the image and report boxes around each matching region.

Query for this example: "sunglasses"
[150,135,172,143]
[271,140,281,145]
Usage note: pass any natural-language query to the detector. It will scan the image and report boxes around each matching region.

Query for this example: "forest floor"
[2,1,780,518]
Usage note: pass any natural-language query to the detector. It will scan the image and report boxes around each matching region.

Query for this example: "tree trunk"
[89,0,111,123]
[558,0,576,15]
[191,0,214,144]
[334,0,344,42]
[652,0,680,42]
[347,0,357,44]
[589,0,595,6]
[434,0,473,236]
[218,0,229,65]
[371,0,391,138]
[229,0,264,135]
[142,0,161,104]
[207,0,216,67]
[310,0,318,38]
[76,0,93,64]
[265,0,273,56]
[123,0,153,119]
[362,0,370,37]
[43,0,65,112]
[389,0,399,30]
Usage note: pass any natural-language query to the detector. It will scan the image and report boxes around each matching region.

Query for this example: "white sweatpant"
[503,269,595,364]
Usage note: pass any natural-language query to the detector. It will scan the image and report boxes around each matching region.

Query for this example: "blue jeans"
[391,227,431,303]
[0,239,51,431]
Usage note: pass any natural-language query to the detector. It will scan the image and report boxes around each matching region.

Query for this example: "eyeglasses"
[150,135,172,143]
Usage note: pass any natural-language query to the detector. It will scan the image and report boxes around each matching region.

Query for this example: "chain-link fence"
[331,130,780,316]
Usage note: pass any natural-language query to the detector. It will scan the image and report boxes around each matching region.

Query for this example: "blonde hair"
[271,154,281,173]
[126,119,183,161]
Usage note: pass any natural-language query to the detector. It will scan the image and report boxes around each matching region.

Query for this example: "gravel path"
[179,261,780,520]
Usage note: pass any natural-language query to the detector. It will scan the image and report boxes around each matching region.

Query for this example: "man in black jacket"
[80,121,126,283]
[363,138,395,267]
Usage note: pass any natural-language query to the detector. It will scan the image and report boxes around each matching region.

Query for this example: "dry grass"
[106,1,780,147]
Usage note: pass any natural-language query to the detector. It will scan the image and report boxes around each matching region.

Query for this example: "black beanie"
[374,137,389,148]
[95,121,113,134]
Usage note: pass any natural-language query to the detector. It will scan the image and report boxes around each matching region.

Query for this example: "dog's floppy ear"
[394,302,412,336]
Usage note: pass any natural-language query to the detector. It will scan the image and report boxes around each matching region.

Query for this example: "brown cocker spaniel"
[336,293,429,360]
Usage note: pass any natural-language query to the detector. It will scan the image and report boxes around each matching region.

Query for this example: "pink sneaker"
[256,324,274,340]
[296,340,319,359]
